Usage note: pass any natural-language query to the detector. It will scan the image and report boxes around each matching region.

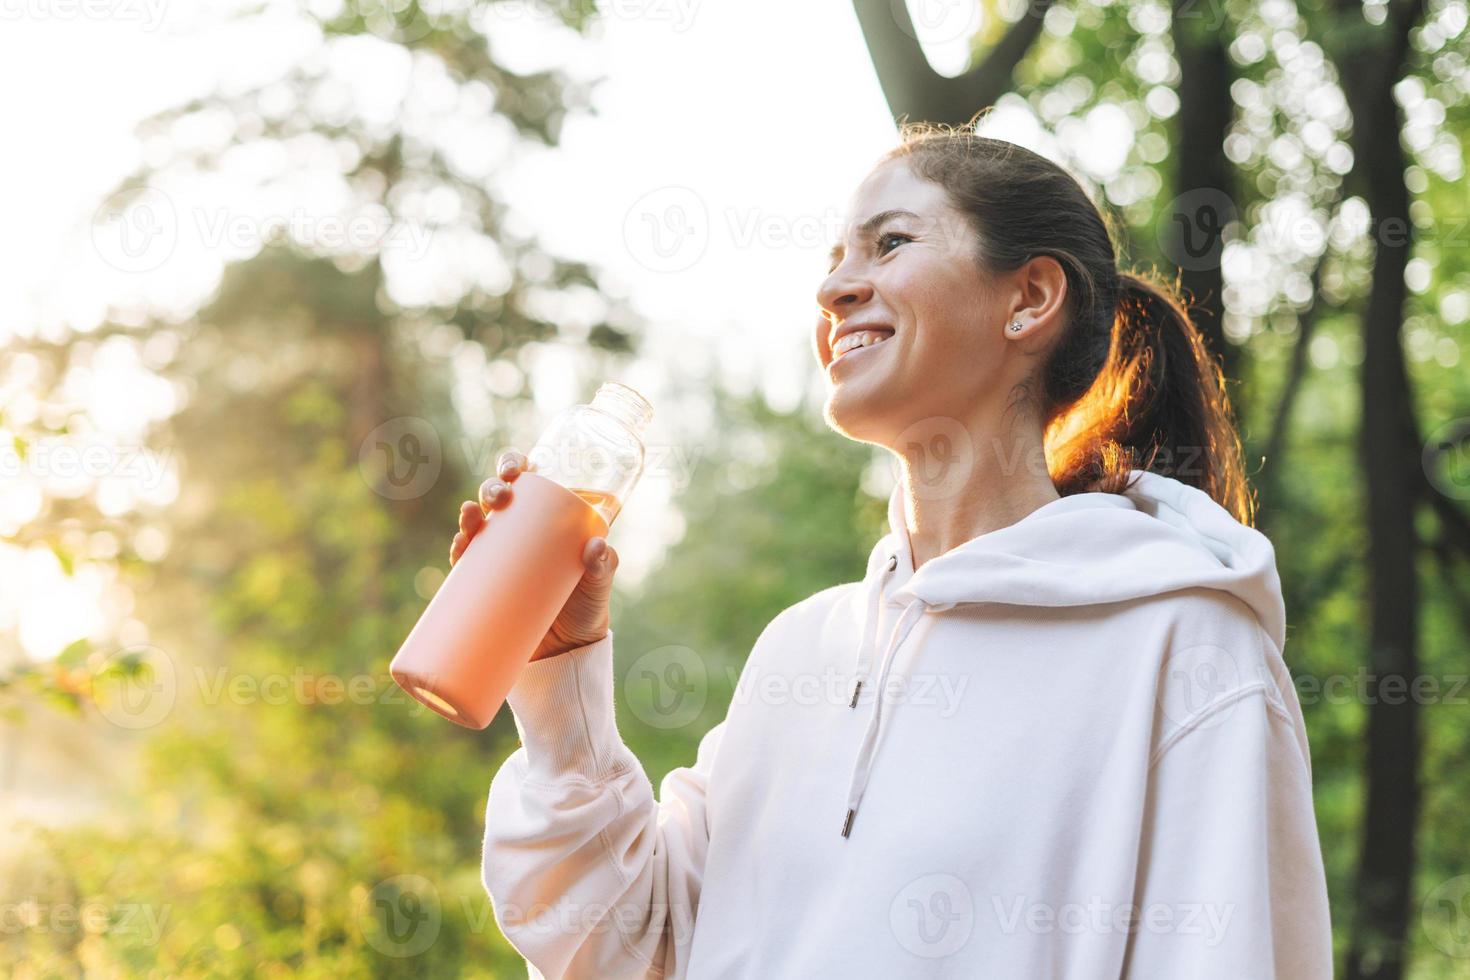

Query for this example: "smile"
[829,329,894,372]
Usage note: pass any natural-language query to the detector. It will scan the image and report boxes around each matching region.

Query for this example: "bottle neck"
[588,382,653,434]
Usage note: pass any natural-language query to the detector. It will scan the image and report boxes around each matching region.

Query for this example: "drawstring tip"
[848,680,862,709]
[841,808,855,838]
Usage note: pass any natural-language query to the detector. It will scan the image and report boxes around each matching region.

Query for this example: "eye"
[875,231,912,255]
[825,231,912,274]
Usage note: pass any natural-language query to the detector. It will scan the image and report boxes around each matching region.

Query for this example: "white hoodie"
[481,470,1334,979]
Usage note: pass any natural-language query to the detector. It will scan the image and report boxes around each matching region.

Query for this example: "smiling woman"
[477,119,1332,979]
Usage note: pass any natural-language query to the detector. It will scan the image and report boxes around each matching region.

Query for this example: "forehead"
[842,159,937,219]
[828,160,957,260]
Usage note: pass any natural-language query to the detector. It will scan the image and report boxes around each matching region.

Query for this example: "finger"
[450,531,467,566]
[478,478,509,513]
[458,500,479,532]
[498,449,529,482]
[461,505,485,537]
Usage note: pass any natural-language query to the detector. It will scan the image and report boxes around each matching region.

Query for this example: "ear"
[1003,255,1068,343]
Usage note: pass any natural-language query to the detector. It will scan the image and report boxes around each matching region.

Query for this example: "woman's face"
[814,159,1020,451]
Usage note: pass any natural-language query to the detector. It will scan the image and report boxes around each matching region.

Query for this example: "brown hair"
[880,119,1254,525]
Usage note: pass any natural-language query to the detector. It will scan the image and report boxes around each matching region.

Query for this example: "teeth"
[833,329,892,360]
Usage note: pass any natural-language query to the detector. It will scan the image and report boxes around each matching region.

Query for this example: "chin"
[821,377,895,448]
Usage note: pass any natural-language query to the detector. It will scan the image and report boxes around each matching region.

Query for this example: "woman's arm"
[1122,607,1333,978]
[482,628,721,979]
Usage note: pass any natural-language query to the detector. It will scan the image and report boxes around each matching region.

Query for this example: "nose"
[816,262,874,322]
[815,263,875,366]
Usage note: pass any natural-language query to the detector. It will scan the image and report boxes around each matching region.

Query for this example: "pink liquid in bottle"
[389,382,651,729]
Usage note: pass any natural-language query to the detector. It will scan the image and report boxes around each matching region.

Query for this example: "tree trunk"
[1332,0,1427,976]
[1169,0,1236,378]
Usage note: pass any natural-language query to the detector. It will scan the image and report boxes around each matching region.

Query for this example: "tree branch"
[852,0,1057,126]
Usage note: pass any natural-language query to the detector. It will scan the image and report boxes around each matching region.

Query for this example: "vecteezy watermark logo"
[492,897,700,946]
[463,440,703,496]
[1424,417,1470,501]
[0,0,170,31]
[623,644,707,730]
[1159,187,1239,273]
[355,0,454,44]
[1158,643,1246,735]
[891,0,984,45]
[191,666,431,715]
[359,416,443,501]
[90,189,432,274]
[0,438,173,489]
[1423,874,1470,958]
[890,872,975,958]
[1169,0,1230,29]
[1293,668,1470,706]
[357,875,442,958]
[724,663,970,716]
[91,644,177,730]
[623,187,709,273]
[487,0,703,32]
[192,203,432,259]
[87,647,431,728]
[0,898,171,945]
[889,416,977,502]
[91,186,179,274]
[991,896,1235,944]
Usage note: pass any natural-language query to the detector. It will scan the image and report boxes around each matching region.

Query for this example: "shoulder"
[1147,587,1269,645]
[760,580,862,641]
[733,580,862,674]
[1146,586,1298,761]
[1149,585,1285,674]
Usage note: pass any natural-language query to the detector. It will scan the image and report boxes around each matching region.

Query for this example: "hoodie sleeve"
[1123,614,1333,979]
[481,627,720,980]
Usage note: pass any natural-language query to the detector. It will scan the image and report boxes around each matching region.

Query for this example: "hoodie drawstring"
[847,554,892,710]
[842,553,930,838]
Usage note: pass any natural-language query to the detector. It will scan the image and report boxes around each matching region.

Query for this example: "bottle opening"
[413,685,460,720]
[590,381,653,433]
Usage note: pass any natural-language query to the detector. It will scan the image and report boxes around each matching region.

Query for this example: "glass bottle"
[389,381,653,729]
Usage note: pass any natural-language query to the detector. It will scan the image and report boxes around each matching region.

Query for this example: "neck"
[895,418,1060,570]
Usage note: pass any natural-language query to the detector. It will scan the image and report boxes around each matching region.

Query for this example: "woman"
[457,124,1333,978]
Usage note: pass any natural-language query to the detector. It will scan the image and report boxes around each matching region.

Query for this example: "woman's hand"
[451,449,619,662]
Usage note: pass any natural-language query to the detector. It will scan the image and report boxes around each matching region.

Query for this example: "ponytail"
[1043,269,1254,525]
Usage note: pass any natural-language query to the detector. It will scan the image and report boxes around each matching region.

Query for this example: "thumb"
[585,537,617,577]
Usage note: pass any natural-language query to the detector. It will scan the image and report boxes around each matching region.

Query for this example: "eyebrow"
[827,208,920,269]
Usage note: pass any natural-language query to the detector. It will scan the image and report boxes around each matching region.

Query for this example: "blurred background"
[1,0,1467,976]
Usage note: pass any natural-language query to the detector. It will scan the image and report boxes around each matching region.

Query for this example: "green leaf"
[56,638,90,667]
[52,544,75,577]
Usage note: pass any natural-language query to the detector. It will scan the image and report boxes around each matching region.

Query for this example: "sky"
[0,0,1139,659]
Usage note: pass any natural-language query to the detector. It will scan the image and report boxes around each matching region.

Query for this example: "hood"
[839,469,1284,839]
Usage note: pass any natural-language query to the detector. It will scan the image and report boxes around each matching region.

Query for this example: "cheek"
[812,318,830,365]
[897,271,994,368]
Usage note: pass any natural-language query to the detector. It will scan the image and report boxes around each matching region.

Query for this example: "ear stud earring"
[1008,319,1023,334]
